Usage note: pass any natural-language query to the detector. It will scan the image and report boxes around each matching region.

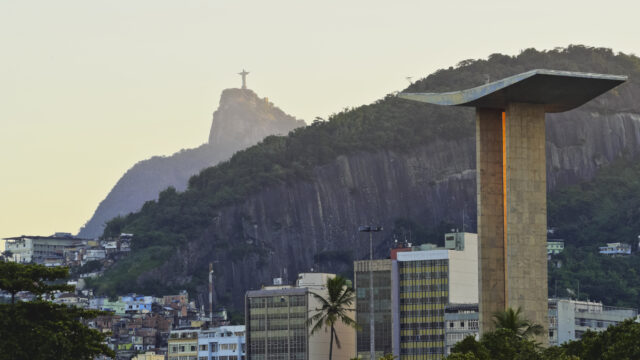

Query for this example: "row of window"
[198,343,242,352]
[170,344,197,353]
[249,296,306,308]
[446,320,479,330]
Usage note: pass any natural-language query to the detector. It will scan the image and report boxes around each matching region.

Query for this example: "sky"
[1,0,639,246]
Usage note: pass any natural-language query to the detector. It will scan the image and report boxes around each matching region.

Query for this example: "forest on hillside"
[90,46,640,309]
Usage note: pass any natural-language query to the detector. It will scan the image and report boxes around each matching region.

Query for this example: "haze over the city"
[2,0,639,244]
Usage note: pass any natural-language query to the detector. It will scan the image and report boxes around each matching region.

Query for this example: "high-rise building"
[353,259,393,359]
[393,232,478,359]
[245,273,356,360]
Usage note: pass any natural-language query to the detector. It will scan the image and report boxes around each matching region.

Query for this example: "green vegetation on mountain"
[548,158,640,308]
[92,45,640,301]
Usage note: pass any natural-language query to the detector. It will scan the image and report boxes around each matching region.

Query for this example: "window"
[199,344,207,351]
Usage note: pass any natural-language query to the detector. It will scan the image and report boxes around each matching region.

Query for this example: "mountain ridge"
[89,45,640,309]
[78,88,305,239]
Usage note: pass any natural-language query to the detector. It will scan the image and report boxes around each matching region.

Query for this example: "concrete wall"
[308,288,356,360]
[476,108,506,334]
[449,233,479,304]
[476,104,549,344]
[505,103,549,344]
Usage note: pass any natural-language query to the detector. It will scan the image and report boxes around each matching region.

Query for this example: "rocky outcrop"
[140,107,640,307]
[78,89,304,239]
[208,89,305,147]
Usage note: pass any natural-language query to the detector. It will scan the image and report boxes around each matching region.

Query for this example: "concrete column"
[505,102,548,344]
[476,108,506,335]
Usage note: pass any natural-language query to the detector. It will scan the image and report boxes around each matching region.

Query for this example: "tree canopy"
[0,262,114,360]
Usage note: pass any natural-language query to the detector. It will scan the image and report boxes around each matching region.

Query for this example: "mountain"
[77,89,305,239]
[89,46,640,309]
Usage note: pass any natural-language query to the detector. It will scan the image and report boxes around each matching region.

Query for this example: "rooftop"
[399,69,626,113]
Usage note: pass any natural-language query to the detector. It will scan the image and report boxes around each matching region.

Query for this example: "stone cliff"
[78,89,304,239]
[92,46,640,309]
[142,107,640,307]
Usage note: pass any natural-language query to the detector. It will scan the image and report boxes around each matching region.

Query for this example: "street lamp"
[359,225,383,360]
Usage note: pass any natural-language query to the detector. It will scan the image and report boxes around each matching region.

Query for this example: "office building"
[354,259,393,359]
[245,273,356,360]
[393,232,478,359]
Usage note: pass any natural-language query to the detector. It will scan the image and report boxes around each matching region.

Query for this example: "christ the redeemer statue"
[239,69,249,89]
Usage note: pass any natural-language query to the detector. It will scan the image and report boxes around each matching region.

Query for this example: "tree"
[561,319,640,360]
[1,250,12,261]
[308,275,358,360]
[0,261,74,304]
[0,262,115,359]
[492,307,543,339]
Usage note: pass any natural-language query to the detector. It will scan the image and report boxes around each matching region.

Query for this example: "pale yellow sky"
[1,0,639,245]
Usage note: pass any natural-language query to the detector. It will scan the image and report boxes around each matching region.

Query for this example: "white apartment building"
[198,325,246,360]
[549,298,637,346]
[4,234,84,264]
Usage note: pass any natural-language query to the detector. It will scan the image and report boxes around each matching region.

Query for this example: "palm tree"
[308,275,359,360]
[492,307,543,339]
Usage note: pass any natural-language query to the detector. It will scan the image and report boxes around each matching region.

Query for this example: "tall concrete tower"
[400,69,626,344]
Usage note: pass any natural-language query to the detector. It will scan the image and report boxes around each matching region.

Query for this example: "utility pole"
[359,225,383,360]
[209,263,214,323]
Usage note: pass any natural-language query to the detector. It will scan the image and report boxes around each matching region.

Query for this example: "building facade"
[547,240,565,256]
[198,325,246,360]
[393,232,478,359]
[168,328,199,360]
[245,273,356,360]
[548,298,637,346]
[598,242,631,256]
[4,234,85,264]
[354,259,393,359]
[443,304,479,356]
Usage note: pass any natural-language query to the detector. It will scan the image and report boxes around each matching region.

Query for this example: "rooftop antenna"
[462,206,466,232]
[238,69,250,89]
[406,76,414,84]
[209,263,214,323]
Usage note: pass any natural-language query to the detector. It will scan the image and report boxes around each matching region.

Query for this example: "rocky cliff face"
[208,89,305,147]
[78,89,304,239]
[140,107,640,307]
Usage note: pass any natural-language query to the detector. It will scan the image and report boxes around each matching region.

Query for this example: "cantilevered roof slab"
[398,69,627,113]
